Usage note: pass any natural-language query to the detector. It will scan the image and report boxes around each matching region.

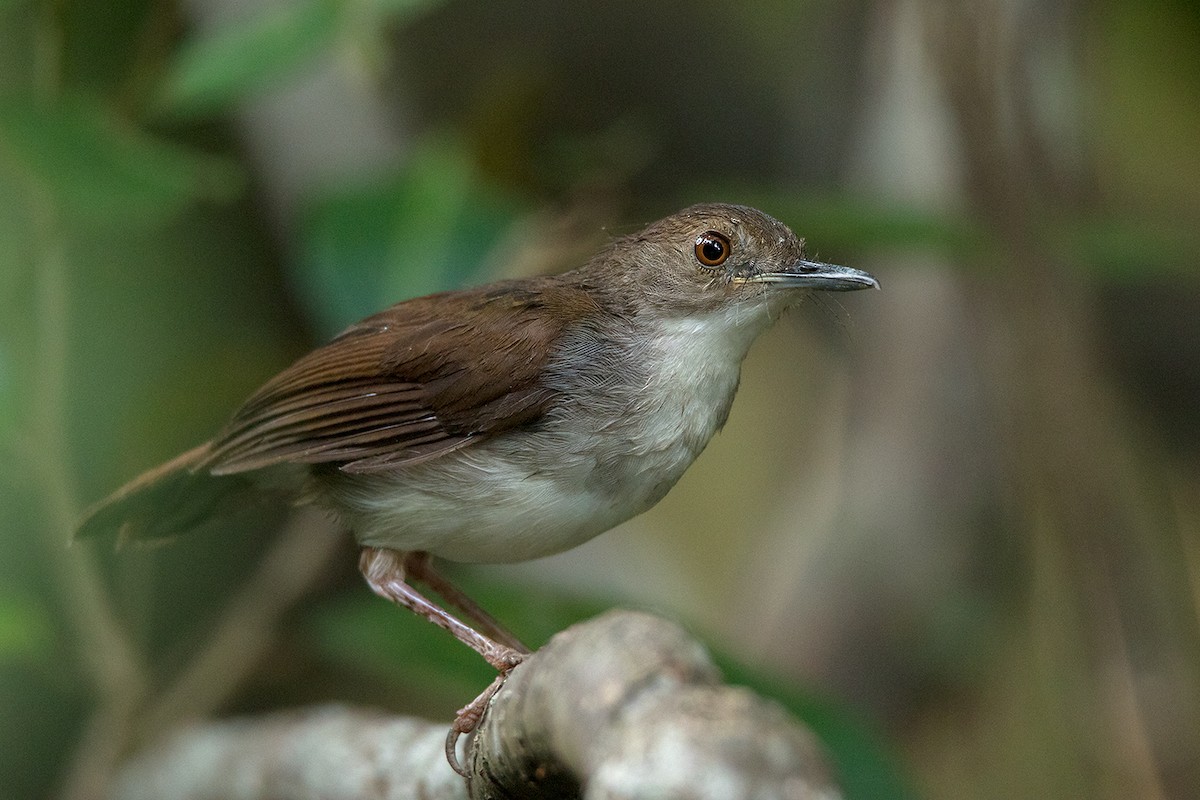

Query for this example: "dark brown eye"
[695,231,731,267]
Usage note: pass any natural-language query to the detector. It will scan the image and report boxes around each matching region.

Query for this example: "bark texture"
[110,610,841,800]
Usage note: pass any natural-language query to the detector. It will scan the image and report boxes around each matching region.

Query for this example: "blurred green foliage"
[159,0,442,116]
[0,95,240,220]
[3,0,1199,798]
[297,135,528,337]
[161,0,342,115]
[0,594,54,661]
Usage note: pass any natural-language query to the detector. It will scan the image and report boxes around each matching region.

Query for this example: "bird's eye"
[694,231,731,267]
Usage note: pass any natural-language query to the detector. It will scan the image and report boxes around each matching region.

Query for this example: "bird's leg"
[360,547,524,777]
[403,551,531,654]
[359,547,524,672]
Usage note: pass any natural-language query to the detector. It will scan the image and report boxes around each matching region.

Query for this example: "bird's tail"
[75,443,286,545]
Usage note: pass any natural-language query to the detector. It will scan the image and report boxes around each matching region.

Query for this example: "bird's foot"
[444,660,522,777]
[482,642,525,672]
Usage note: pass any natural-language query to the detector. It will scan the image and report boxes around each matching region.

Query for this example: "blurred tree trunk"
[738,1,1200,798]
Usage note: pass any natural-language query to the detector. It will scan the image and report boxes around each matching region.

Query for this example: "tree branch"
[108,611,841,800]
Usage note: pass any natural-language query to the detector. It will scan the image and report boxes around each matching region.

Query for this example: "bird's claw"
[445,670,513,777]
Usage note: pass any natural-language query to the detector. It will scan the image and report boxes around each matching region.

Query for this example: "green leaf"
[685,187,991,260]
[0,597,53,662]
[779,195,987,256]
[297,135,526,337]
[159,0,341,117]
[1063,216,1199,280]
[0,95,242,221]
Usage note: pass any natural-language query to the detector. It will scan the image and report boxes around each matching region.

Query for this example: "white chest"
[632,314,758,456]
[339,307,772,563]
[533,309,770,515]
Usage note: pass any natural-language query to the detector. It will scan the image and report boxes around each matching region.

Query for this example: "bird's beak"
[749,259,880,292]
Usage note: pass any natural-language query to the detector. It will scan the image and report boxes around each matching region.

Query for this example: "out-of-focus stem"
[29,4,150,799]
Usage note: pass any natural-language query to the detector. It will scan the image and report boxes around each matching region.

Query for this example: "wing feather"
[201,280,578,476]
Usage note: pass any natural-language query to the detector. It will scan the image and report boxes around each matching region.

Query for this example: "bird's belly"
[324,450,652,563]
[325,322,745,564]
[325,439,690,563]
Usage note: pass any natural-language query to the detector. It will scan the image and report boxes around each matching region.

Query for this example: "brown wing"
[202,279,580,475]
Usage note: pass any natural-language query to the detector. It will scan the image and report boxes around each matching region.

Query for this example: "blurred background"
[2,0,1199,797]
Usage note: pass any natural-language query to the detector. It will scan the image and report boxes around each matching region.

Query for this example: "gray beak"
[752,259,880,292]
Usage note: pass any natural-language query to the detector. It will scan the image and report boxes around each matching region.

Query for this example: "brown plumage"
[202,280,584,475]
[75,203,877,770]
[77,279,609,542]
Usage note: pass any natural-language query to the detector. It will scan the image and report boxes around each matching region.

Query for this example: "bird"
[76,202,877,771]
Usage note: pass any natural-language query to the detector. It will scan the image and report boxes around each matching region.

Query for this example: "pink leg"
[359,547,523,672]
[360,546,525,776]
[404,552,531,654]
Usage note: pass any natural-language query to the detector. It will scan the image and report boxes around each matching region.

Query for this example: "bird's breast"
[329,310,767,563]
[537,311,764,513]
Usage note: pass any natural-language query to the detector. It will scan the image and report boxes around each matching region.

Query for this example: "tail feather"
[76,443,284,545]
